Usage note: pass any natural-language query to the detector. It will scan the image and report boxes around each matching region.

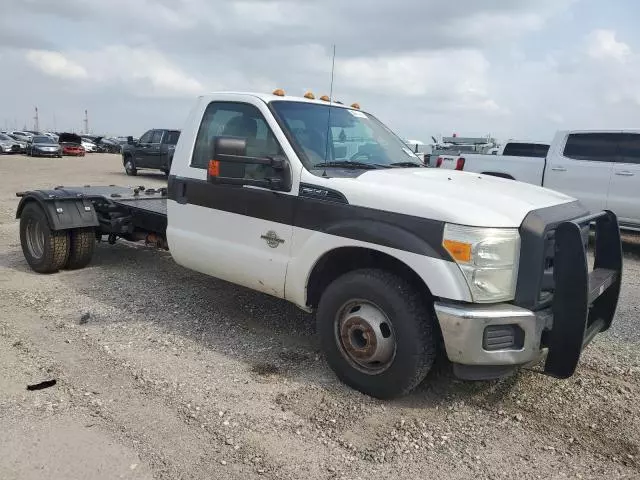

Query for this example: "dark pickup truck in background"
[121,129,180,176]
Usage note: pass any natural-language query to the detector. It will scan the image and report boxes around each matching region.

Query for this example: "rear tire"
[64,228,96,270]
[19,202,70,273]
[316,268,437,399]
[124,156,137,176]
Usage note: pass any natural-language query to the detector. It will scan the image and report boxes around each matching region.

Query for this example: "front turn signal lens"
[443,239,472,263]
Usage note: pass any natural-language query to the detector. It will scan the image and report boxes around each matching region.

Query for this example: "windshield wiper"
[389,161,423,168]
[314,161,390,170]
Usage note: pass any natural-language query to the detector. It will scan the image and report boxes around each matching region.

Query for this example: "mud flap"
[544,210,622,379]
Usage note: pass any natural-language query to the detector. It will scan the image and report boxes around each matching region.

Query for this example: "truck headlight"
[442,224,520,303]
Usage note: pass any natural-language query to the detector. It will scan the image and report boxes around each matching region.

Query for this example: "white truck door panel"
[607,132,640,227]
[543,132,615,214]
[168,199,293,297]
[167,96,302,298]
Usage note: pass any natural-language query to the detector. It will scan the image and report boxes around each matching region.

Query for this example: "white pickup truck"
[14,93,622,399]
[435,140,550,181]
[436,131,640,230]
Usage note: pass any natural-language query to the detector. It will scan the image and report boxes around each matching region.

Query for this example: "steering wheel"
[350,151,371,161]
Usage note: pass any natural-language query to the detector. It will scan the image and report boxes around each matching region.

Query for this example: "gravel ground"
[0,153,639,480]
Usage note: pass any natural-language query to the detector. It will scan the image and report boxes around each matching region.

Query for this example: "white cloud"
[24,46,204,97]
[587,29,631,62]
[336,50,507,115]
[25,50,88,79]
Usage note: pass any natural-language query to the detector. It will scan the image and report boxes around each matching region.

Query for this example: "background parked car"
[6,134,28,153]
[28,135,62,157]
[0,133,22,154]
[9,131,33,142]
[93,136,122,153]
[58,133,85,156]
[81,137,98,153]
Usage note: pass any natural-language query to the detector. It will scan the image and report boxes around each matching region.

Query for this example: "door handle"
[551,166,567,172]
[615,171,634,176]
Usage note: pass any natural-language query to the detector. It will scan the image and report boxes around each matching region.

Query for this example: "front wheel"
[317,269,437,399]
[124,157,137,176]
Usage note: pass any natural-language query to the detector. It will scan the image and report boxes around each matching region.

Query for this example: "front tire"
[19,203,70,273]
[317,269,437,399]
[124,156,137,176]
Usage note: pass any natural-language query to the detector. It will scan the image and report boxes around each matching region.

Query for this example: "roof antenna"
[321,44,336,177]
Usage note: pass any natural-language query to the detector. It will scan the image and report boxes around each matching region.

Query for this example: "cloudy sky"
[1,0,640,142]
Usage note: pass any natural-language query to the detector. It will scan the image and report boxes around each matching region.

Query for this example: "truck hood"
[325,168,576,228]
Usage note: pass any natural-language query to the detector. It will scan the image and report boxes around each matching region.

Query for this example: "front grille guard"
[543,210,622,378]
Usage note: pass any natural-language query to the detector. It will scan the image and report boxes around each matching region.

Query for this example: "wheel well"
[481,172,515,180]
[306,247,433,309]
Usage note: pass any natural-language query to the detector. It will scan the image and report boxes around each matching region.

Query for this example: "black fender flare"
[16,191,99,231]
[323,218,450,261]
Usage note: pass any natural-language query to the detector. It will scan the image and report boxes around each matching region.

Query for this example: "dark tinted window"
[191,102,283,181]
[563,133,618,162]
[140,130,153,143]
[150,130,163,144]
[502,142,549,158]
[139,131,153,143]
[617,133,640,164]
[165,131,180,145]
[33,136,55,144]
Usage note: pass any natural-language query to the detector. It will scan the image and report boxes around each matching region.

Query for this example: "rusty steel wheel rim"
[334,299,396,375]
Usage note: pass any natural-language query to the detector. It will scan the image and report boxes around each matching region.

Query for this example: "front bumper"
[436,209,622,380]
[435,302,549,366]
[33,150,61,156]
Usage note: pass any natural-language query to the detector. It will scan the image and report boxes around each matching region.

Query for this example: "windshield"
[270,101,422,170]
[33,136,55,144]
[0,134,12,141]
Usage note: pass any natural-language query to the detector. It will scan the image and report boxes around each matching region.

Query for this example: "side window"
[150,130,163,144]
[617,133,640,164]
[563,133,618,162]
[139,130,153,144]
[502,143,549,158]
[191,102,283,181]
[165,131,180,145]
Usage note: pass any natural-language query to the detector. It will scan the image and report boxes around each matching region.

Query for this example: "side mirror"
[207,137,291,192]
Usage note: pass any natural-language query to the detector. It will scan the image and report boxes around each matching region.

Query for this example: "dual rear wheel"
[19,202,95,273]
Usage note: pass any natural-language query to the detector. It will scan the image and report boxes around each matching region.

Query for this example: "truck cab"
[122,129,180,176]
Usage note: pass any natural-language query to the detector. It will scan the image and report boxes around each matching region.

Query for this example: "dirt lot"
[0,153,639,480]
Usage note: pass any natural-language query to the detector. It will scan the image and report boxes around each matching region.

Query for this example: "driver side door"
[135,130,154,167]
[167,101,295,298]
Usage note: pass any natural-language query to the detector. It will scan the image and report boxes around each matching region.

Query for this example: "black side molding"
[544,210,622,379]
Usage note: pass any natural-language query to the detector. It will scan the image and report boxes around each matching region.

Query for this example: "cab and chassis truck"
[15,91,622,398]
